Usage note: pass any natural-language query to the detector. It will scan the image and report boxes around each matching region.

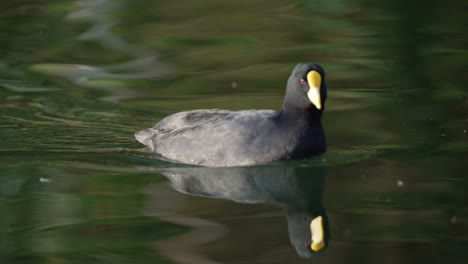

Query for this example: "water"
[1,0,467,263]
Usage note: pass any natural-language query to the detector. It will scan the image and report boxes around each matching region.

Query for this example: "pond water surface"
[1,0,467,263]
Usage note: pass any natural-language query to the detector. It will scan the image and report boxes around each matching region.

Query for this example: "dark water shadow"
[152,164,330,259]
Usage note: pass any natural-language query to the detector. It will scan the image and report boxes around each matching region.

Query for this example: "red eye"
[300,78,306,84]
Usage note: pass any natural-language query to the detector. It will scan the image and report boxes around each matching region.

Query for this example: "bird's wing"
[155,109,234,131]
[136,109,282,167]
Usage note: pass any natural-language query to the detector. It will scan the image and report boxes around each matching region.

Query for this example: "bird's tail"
[134,128,157,151]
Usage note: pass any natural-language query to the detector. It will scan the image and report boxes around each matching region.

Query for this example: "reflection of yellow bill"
[310,215,325,252]
[306,70,322,110]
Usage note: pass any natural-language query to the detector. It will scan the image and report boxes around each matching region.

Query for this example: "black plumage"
[135,63,327,167]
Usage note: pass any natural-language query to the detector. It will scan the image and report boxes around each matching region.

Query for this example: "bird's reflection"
[157,164,329,258]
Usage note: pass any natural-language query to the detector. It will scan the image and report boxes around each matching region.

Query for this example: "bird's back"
[135,109,290,167]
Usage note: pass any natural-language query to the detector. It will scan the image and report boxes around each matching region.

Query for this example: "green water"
[1,0,467,263]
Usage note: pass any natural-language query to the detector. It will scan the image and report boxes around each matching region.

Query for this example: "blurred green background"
[0,0,467,263]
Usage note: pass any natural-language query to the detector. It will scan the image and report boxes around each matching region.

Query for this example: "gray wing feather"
[135,109,289,167]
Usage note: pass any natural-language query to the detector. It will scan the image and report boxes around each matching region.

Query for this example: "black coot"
[135,63,327,167]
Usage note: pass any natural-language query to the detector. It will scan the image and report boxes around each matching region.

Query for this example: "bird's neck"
[279,106,323,126]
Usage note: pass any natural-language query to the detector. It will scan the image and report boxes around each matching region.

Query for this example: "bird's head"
[283,63,327,113]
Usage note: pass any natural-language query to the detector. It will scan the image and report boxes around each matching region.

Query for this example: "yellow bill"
[306,70,322,110]
[310,215,325,252]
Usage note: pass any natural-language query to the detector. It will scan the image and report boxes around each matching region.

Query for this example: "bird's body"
[135,109,326,167]
[135,63,328,167]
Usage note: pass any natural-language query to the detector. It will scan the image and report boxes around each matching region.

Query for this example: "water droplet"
[397,180,404,187]
[231,82,237,88]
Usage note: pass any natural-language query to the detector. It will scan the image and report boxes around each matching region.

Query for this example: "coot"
[135,63,327,167]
